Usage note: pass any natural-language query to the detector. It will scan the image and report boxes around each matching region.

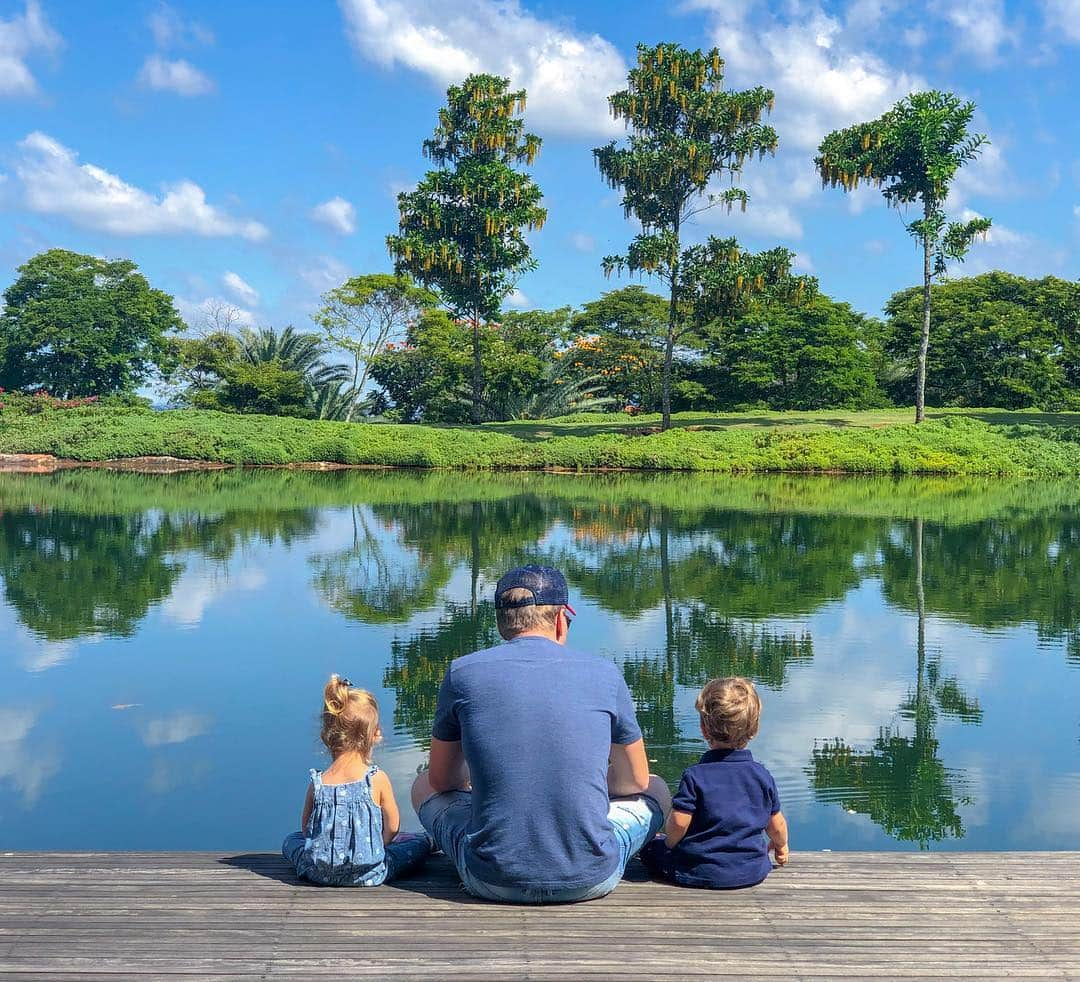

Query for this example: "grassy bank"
[1,404,1079,474]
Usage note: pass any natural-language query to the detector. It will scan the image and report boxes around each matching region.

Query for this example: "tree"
[176,326,349,418]
[883,273,1080,409]
[710,294,885,409]
[369,307,567,422]
[0,249,181,397]
[312,274,437,421]
[569,286,669,411]
[594,43,780,430]
[387,74,546,423]
[815,91,992,422]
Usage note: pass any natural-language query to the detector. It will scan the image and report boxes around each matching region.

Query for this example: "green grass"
[1,404,1079,475]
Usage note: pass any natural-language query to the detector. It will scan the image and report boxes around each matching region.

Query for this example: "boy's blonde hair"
[320,674,380,759]
[696,677,761,749]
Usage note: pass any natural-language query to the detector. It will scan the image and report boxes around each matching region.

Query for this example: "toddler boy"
[640,677,788,888]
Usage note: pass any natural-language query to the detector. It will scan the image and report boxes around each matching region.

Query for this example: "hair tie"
[339,677,352,687]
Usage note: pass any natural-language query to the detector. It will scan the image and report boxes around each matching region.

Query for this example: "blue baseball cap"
[494,565,575,616]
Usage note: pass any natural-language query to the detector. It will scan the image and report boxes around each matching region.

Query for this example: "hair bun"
[323,674,350,717]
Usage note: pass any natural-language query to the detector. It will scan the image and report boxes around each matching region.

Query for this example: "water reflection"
[0,470,1077,850]
[809,518,982,846]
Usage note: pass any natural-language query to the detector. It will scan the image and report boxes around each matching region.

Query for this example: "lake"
[0,469,1077,853]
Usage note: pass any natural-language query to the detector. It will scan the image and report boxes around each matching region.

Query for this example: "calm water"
[0,470,1077,852]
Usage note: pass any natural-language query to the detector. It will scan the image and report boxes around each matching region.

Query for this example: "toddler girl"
[282,675,430,886]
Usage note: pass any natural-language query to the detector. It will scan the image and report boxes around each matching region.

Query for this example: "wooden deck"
[1,852,1078,980]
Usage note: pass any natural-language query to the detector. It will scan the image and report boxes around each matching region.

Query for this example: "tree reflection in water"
[809,518,983,846]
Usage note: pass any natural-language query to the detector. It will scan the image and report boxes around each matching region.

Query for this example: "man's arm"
[427,737,471,793]
[608,738,650,797]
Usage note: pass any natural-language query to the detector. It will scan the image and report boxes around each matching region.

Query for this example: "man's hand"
[770,841,789,866]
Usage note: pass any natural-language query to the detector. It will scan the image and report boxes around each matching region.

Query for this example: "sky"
[0,0,1077,332]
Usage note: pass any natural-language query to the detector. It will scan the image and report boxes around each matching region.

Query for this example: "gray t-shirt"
[431,635,642,890]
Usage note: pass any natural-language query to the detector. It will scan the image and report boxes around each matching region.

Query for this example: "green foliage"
[209,360,310,416]
[0,248,182,397]
[568,287,671,412]
[595,42,784,428]
[2,403,1080,474]
[816,91,991,422]
[312,273,437,422]
[369,307,569,422]
[387,73,546,422]
[710,294,887,409]
[883,273,1080,410]
[176,325,349,419]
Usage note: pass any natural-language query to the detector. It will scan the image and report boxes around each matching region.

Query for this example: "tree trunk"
[662,217,680,432]
[344,350,361,423]
[916,202,932,424]
[471,315,483,425]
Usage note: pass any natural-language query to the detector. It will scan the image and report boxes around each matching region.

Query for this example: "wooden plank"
[1,853,1077,980]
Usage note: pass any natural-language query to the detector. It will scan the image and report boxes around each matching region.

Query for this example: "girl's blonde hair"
[320,674,380,759]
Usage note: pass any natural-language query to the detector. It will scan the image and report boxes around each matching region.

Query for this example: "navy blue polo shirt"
[665,747,780,889]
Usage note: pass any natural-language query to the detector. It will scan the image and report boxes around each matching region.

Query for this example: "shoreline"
[0,451,1066,478]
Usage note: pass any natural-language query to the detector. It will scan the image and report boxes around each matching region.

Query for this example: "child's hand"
[771,842,789,866]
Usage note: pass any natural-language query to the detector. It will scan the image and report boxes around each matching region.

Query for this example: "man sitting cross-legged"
[411,565,671,903]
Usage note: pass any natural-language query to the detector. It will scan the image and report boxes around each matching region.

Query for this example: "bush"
[1,403,1079,475]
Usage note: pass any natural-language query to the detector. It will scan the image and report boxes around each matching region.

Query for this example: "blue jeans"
[418,791,664,903]
[282,832,429,885]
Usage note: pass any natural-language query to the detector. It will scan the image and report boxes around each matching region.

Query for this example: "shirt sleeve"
[672,770,698,814]
[430,666,461,743]
[610,670,643,745]
[765,769,781,815]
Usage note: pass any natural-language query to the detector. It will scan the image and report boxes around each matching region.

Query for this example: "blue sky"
[1,0,1077,331]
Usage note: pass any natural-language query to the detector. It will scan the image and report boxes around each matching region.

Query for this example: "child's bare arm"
[766,810,789,865]
[664,809,693,848]
[373,770,400,845]
[300,784,314,834]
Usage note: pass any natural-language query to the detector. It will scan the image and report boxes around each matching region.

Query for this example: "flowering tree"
[388,74,546,423]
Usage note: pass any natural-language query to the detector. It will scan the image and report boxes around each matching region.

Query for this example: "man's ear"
[555,609,569,643]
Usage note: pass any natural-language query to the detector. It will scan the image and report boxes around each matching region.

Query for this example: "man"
[411,565,671,903]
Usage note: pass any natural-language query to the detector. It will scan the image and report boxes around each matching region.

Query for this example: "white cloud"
[939,0,1012,62]
[222,271,259,307]
[148,3,214,48]
[0,706,60,804]
[298,254,350,294]
[138,55,214,96]
[15,132,269,240]
[176,295,256,330]
[570,231,596,253]
[691,0,924,152]
[793,251,815,273]
[311,195,357,235]
[507,287,530,308]
[0,0,61,98]
[951,208,1067,276]
[139,712,212,747]
[338,0,626,138]
[161,564,266,627]
[1043,0,1080,43]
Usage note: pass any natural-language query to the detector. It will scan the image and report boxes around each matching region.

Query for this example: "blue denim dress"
[281,766,428,886]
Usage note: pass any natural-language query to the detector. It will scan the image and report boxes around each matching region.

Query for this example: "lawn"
[1,404,1079,475]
